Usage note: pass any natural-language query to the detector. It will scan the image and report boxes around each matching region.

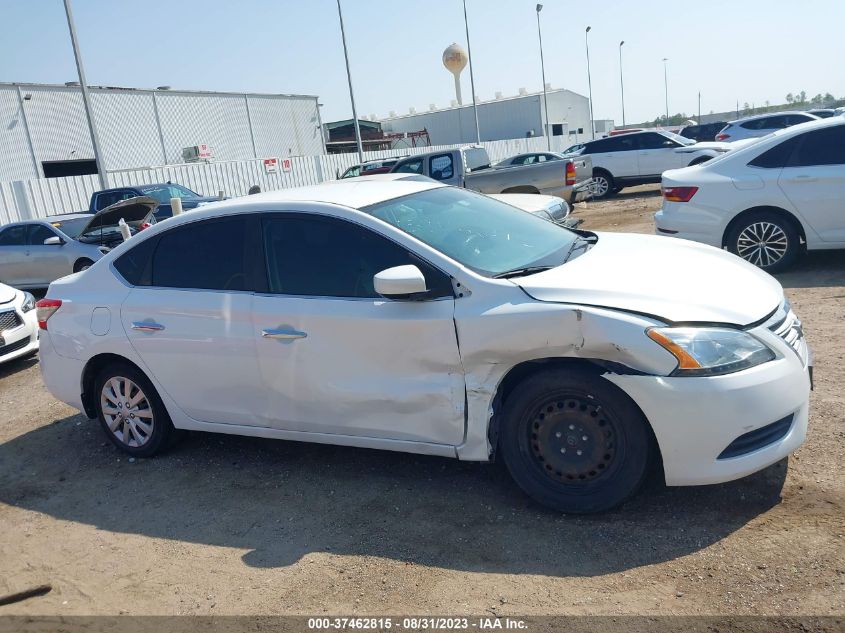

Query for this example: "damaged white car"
[37,175,811,513]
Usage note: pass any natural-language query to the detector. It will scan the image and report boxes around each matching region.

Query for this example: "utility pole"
[536,4,551,150]
[619,41,626,127]
[62,0,107,189]
[585,26,595,139]
[336,0,364,163]
[662,58,669,123]
[462,0,481,144]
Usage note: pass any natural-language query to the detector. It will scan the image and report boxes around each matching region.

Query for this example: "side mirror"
[373,265,428,299]
[43,236,64,246]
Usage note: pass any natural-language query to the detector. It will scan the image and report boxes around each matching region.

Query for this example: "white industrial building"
[0,82,324,182]
[378,87,591,147]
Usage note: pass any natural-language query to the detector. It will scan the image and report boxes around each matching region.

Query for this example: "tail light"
[35,299,62,330]
[662,186,699,202]
[716,133,730,141]
[565,161,576,186]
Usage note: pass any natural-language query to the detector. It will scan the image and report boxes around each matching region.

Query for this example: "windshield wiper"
[493,265,555,279]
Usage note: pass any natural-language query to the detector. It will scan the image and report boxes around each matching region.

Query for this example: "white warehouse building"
[378,87,591,147]
[0,82,324,182]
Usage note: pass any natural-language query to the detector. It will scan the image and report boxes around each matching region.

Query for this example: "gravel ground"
[0,185,842,617]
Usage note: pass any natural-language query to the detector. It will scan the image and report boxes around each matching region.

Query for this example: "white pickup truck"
[564,130,734,198]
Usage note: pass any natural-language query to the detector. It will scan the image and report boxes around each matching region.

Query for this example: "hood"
[0,283,17,305]
[515,233,783,325]
[81,196,158,233]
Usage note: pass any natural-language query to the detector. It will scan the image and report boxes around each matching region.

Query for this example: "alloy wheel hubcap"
[100,376,154,447]
[737,222,788,268]
[529,397,617,482]
[594,177,609,196]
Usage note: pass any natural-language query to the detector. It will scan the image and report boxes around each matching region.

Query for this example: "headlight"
[647,327,775,376]
[21,292,36,313]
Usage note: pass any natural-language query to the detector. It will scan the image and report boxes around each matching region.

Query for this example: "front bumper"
[0,307,39,364]
[606,314,811,486]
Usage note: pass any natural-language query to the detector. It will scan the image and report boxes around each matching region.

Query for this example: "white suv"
[715,111,819,143]
[656,117,845,271]
[569,131,729,198]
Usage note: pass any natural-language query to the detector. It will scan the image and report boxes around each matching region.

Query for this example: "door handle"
[131,321,165,332]
[262,328,307,340]
[791,175,817,183]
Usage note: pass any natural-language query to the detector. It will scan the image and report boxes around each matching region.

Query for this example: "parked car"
[90,182,218,221]
[656,116,845,272]
[715,111,819,142]
[678,121,728,142]
[390,146,593,205]
[0,282,39,364]
[566,130,732,198]
[495,152,566,167]
[339,158,403,179]
[0,197,157,289]
[488,193,574,227]
[38,174,810,513]
[807,109,836,119]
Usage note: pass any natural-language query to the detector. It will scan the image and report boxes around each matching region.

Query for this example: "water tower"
[443,43,468,106]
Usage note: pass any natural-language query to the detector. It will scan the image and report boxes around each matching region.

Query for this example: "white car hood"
[515,232,783,325]
[0,283,16,305]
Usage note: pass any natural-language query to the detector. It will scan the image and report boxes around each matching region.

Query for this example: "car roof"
[1,213,91,227]
[154,174,445,227]
[727,110,820,124]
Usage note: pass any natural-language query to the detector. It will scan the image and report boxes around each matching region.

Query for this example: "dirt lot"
[1,185,843,617]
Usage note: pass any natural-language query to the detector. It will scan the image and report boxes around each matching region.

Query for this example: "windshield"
[662,131,696,146]
[362,187,580,276]
[50,217,91,239]
[138,184,200,203]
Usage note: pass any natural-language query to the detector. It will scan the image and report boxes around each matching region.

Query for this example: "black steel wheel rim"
[527,395,621,484]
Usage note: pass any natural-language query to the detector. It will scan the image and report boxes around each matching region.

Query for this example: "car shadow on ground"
[0,413,788,576]
[0,353,38,380]
[777,250,845,290]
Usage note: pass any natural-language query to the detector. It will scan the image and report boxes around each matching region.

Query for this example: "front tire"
[499,368,652,513]
[94,362,175,457]
[726,211,800,272]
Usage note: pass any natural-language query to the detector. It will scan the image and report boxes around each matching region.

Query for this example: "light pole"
[62,0,107,189]
[619,40,626,128]
[336,0,364,163]
[585,26,595,139]
[462,0,481,144]
[662,57,669,124]
[536,4,550,150]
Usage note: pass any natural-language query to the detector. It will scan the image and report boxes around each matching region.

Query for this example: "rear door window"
[95,190,135,210]
[150,215,256,291]
[0,225,27,246]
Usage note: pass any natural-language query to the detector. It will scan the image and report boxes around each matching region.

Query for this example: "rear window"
[788,125,845,166]
[149,216,253,291]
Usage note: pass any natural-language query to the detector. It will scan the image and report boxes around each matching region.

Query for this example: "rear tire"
[726,210,800,273]
[499,368,652,513]
[93,362,176,458]
[592,171,615,199]
[73,258,94,273]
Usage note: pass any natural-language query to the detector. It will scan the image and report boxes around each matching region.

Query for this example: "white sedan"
[0,282,39,364]
[38,175,810,513]
[656,116,845,271]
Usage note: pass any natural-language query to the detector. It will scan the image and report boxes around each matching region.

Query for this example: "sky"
[2,0,844,126]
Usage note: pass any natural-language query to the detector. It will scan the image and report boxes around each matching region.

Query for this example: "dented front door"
[251,294,466,444]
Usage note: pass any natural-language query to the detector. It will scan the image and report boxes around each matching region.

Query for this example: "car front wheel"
[94,362,176,457]
[499,368,652,513]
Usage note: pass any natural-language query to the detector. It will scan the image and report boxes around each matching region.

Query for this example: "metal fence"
[0,136,569,224]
